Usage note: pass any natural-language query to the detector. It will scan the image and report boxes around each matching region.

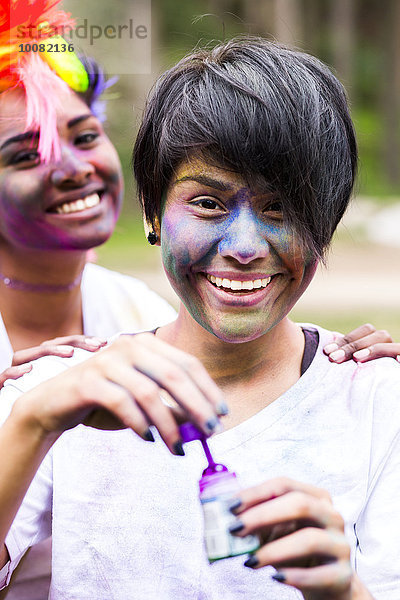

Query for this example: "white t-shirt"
[0,262,176,371]
[0,262,176,600]
[0,325,399,600]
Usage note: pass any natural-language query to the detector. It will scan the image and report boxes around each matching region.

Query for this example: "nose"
[218,208,270,264]
[50,147,95,187]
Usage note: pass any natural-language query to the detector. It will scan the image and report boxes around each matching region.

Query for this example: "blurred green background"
[65,0,400,338]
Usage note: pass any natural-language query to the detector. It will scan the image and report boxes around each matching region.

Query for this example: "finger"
[129,333,228,416]
[328,332,388,362]
[159,392,188,424]
[353,342,400,363]
[323,324,377,359]
[82,378,155,442]
[243,528,349,570]
[12,345,75,365]
[0,364,32,389]
[120,334,225,435]
[268,560,352,594]
[229,477,332,514]
[41,335,107,351]
[324,325,391,363]
[229,492,342,538]
[327,329,393,363]
[100,364,183,454]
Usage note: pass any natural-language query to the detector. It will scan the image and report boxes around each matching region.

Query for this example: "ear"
[143,215,161,246]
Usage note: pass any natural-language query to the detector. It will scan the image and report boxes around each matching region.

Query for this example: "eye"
[194,197,222,210]
[75,131,100,145]
[264,200,283,214]
[199,199,218,209]
[10,151,40,165]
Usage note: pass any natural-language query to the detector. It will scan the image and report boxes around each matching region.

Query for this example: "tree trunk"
[381,0,400,187]
[330,0,355,88]
[273,0,303,47]
[242,0,276,37]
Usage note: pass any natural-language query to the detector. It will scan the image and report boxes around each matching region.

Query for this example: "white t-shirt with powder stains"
[0,325,399,600]
[0,262,176,600]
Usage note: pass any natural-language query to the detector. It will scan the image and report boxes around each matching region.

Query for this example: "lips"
[206,273,272,292]
[199,272,277,309]
[54,193,101,214]
[46,188,104,214]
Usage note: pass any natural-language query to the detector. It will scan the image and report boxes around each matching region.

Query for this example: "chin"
[69,222,118,249]
[81,231,113,249]
[55,231,114,251]
[201,317,270,344]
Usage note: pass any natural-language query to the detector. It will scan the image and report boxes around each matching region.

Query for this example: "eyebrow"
[173,174,234,192]
[0,114,93,151]
[67,114,93,128]
[0,130,39,151]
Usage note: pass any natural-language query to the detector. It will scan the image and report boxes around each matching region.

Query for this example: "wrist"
[351,573,375,600]
[10,388,61,449]
[302,572,372,600]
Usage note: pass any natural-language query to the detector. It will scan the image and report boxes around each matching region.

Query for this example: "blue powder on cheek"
[161,208,220,271]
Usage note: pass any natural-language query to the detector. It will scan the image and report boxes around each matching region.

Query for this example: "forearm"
[0,392,59,567]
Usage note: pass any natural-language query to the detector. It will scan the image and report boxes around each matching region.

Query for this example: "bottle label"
[201,494,259,562]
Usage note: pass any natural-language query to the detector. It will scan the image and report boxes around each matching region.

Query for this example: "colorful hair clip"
[0,1,90,161]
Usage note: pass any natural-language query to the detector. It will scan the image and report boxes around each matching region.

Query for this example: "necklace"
[0,271,83,293]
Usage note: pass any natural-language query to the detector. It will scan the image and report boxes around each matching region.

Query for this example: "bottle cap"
[179,422,205,443]
[202,463,229,477]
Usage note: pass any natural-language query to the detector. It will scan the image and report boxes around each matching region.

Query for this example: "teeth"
[206,274,272,291]
[55,193,100,214]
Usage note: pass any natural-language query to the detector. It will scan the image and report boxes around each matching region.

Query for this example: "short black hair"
[133,36,357,258]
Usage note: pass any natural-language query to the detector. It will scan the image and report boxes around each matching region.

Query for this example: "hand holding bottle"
[228,477,373,599]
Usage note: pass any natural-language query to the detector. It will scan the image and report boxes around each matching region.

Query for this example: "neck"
[157,306,304,386]
[0,247,87,350]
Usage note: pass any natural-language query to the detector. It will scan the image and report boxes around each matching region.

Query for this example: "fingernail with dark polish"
[272,572,286,583]
[243,555,259,568]
[216,401,229,416]
[228,520,245,534]
[228,499,242,513]
[205,417,220,433]
[173,440,185,456]
[143,429,155,442]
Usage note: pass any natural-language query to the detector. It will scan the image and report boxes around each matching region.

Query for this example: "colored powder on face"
[161,158,318,343]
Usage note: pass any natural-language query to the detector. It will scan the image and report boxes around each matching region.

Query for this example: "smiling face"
[160,158,318,343]
[0,87,123,253]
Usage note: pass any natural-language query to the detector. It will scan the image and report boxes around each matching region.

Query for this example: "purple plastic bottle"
[180,423,259,563]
